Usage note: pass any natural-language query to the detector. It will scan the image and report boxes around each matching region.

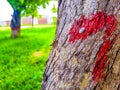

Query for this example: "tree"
[7,0,48,38]
[52,4,57,25]
[42,0,120,90]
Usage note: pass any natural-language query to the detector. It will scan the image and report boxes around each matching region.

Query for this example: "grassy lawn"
[0,25,55,90]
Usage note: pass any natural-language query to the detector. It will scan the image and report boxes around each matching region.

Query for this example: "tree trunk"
[32,15,34,28]
[10,10,21,38]
[42,0,120,90]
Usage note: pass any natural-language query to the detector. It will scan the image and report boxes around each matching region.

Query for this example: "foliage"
[51,3,57,25]
[0,25,55,90]
[52,17,57,25]
[52,5,57,13]
[7,0,49,16]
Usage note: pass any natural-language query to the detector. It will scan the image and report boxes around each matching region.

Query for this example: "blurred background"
[0,0,57,26]
[0,0,57,89]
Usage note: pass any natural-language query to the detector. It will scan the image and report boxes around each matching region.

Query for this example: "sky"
[0,0,57,21]
[38,1,58,17]
[0,0,13,21]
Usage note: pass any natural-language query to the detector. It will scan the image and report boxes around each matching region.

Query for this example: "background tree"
[42,0,120,90]
[52,4,57,25]
[24,6,38,27]
[7,0,49,38]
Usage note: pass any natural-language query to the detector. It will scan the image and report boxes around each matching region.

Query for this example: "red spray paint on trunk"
[92,40,111,83]
[68,12,117,43]
[11,26,20,31]
[68,11,118,83]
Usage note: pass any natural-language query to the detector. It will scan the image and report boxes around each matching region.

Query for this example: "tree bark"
[10,10,21,38]
[42,0,120,90]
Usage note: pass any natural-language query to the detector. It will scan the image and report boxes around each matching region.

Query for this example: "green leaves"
[20,0,24,4]
[52,5,57,13]
[7,0,49,16]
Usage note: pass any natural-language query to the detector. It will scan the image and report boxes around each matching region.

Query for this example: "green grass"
[0,25,55,90]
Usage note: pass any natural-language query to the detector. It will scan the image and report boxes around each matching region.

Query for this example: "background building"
[0,0,58,26]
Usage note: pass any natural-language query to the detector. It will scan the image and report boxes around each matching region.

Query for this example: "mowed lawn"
[0,25,55,90]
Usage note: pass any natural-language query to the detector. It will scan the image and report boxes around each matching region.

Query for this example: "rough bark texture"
[11,10,21,38]
[42,0,120,90]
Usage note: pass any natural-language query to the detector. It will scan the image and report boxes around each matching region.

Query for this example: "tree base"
[11,29,20,38]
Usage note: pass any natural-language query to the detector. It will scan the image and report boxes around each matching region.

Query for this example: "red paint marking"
[68,12,117,43]
[68,11,118,83]
[12,26,20,30]
[92,40,111,83]
[103,15,118,39]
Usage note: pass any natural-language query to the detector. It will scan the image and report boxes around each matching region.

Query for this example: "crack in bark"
[109,48,120,70]
[117,84,120,90]
[58,0,62,8]
[57,13,67,39]
[104,0,110,12]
